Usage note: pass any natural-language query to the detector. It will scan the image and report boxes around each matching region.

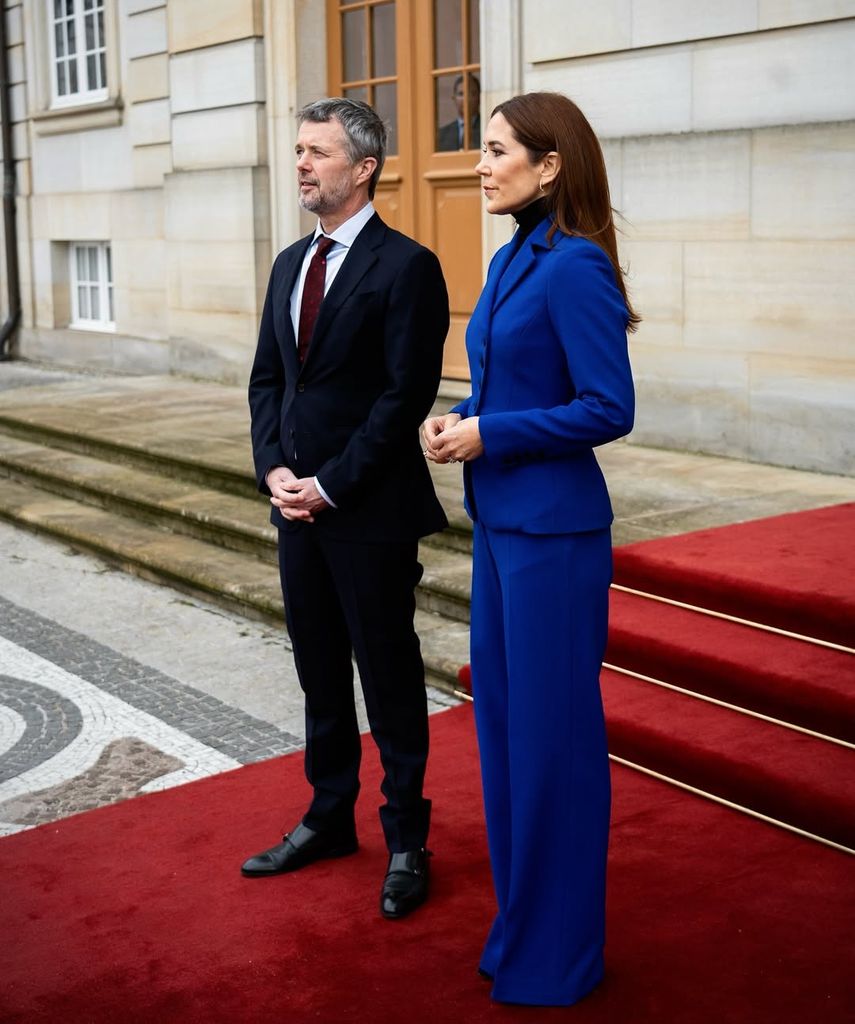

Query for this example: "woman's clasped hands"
[422,413,484,464]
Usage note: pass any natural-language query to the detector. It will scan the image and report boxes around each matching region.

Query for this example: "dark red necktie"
[297,235,335,364]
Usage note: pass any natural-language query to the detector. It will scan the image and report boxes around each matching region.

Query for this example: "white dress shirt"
[289,202,376,341]
[289,201,376,508]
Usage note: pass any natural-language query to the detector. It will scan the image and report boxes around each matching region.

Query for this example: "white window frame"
[47,0,109,109]
[70,242,115,332]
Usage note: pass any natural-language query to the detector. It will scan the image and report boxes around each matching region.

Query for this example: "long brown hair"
[492,92,640,331]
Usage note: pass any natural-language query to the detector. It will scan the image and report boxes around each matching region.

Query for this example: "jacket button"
[297,383,305,392]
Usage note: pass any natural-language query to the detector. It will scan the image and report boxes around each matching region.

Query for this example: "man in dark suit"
[244,98,449,920]
[436,74,481,151]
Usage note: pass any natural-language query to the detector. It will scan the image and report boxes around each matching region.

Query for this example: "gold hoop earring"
[539,176,545,193]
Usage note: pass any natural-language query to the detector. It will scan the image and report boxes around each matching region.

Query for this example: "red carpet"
[612,502,855,646]
[1,705,853,1024]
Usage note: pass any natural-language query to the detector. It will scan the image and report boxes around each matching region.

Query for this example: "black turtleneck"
[512,196,550,244]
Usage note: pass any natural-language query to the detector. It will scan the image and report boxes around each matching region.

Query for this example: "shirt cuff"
[314,476,337,508]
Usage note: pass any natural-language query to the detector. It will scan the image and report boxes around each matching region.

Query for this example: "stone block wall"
[3,0,272,383]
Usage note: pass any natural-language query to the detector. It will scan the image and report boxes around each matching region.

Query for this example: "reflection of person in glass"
[423,92,638,1006]
[436,74,481,151]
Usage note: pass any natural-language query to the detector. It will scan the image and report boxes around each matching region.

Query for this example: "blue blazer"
[452,219,634,534]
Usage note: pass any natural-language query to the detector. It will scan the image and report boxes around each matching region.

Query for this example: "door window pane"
[468,0,480,63]
[372,4,396,78]
[344,85,368,105]
[435,73,461,151]
[374,82,398,156]
[434,0,462,69]
[343,9,366,82]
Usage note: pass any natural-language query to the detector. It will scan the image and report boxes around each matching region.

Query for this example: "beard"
[298,173,354,216]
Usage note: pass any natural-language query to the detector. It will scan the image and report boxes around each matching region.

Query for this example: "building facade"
[1,0,853,474]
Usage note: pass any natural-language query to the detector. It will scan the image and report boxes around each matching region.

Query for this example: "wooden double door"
[327,0,482,380]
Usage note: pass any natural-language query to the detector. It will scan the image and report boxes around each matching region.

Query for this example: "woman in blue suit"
[424,92,638,1007]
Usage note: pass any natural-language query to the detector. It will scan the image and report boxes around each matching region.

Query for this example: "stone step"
[0,474,469,693]
[0,398,257,500]
[0,430,473,623]
[0,432,273,559]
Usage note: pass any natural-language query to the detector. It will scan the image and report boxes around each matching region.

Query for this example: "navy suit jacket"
[248,213,449,543]
[452,219,634,534]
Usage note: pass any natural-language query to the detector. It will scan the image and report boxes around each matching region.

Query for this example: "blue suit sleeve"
[478,243,634,459]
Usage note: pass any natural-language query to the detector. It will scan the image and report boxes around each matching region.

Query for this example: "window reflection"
[436,73,480,152]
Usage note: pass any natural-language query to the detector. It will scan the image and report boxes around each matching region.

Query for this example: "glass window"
[433,0,481,152]
[372,3,396,78]
[434,0,462,69]
[70,242,114,331]
[374,82,398,156]
[48,0,108,107]
[342,8,366,83]
[338,2,398,158]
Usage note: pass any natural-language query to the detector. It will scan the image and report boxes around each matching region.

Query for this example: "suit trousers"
[277,526,431,852]
[470,522,612,1006]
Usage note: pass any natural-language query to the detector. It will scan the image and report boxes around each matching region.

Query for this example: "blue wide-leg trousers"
[470,523,612,1006]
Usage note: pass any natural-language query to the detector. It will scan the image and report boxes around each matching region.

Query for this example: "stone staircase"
[0,378,473,695]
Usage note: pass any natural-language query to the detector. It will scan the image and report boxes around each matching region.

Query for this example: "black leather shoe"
[241,822,357,877]
[380,848,430,919]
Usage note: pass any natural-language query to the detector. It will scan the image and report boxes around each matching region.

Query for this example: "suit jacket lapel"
[301,214,383,373]
[492,217,552,314]
[275,234,312,375]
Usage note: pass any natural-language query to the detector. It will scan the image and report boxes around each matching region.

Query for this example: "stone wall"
[5,0,272,383]
[517,1,855,473]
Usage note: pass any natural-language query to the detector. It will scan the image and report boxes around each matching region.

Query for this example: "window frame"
[46,0,109,110]
[69,242,115,333]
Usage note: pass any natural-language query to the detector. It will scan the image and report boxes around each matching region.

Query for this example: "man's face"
[295,118,360,216]
[454,80,480,119]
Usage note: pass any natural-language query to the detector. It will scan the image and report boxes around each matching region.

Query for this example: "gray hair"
[298,97,388,199]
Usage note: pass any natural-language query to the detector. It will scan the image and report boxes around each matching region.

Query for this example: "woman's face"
[475,112,545,216]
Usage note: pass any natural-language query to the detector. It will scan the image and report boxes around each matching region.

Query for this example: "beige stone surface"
[129,98,171,147]
[32,193,112,241]
[114,287,168,339]
[132,143,173,189]
[166,240,261,315]
[751,122,855,240]
[620,240,684,348]
[123,0,166,13]
[169,38,265,114]
[110,189,164,241]
[601,139,623,208]
[112,239,167,292]
[622,131,750,239]
[526,48,693,139]
[164,167,269,243]
[523,0,631,62]
[692,21,855,132]
[31,128,135,194]
[167,0,262,54]
[684,240,855,359]
[126,5,168,59]
[167,308,260,351]
[631,0,756,48]
[127,53,170,103]
[630,345,752,459]
[171,104,266,170]
[748,354,855,473]
[758,0,855,29]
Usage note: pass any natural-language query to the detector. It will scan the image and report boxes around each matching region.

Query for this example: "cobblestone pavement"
[0,521,458,836]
